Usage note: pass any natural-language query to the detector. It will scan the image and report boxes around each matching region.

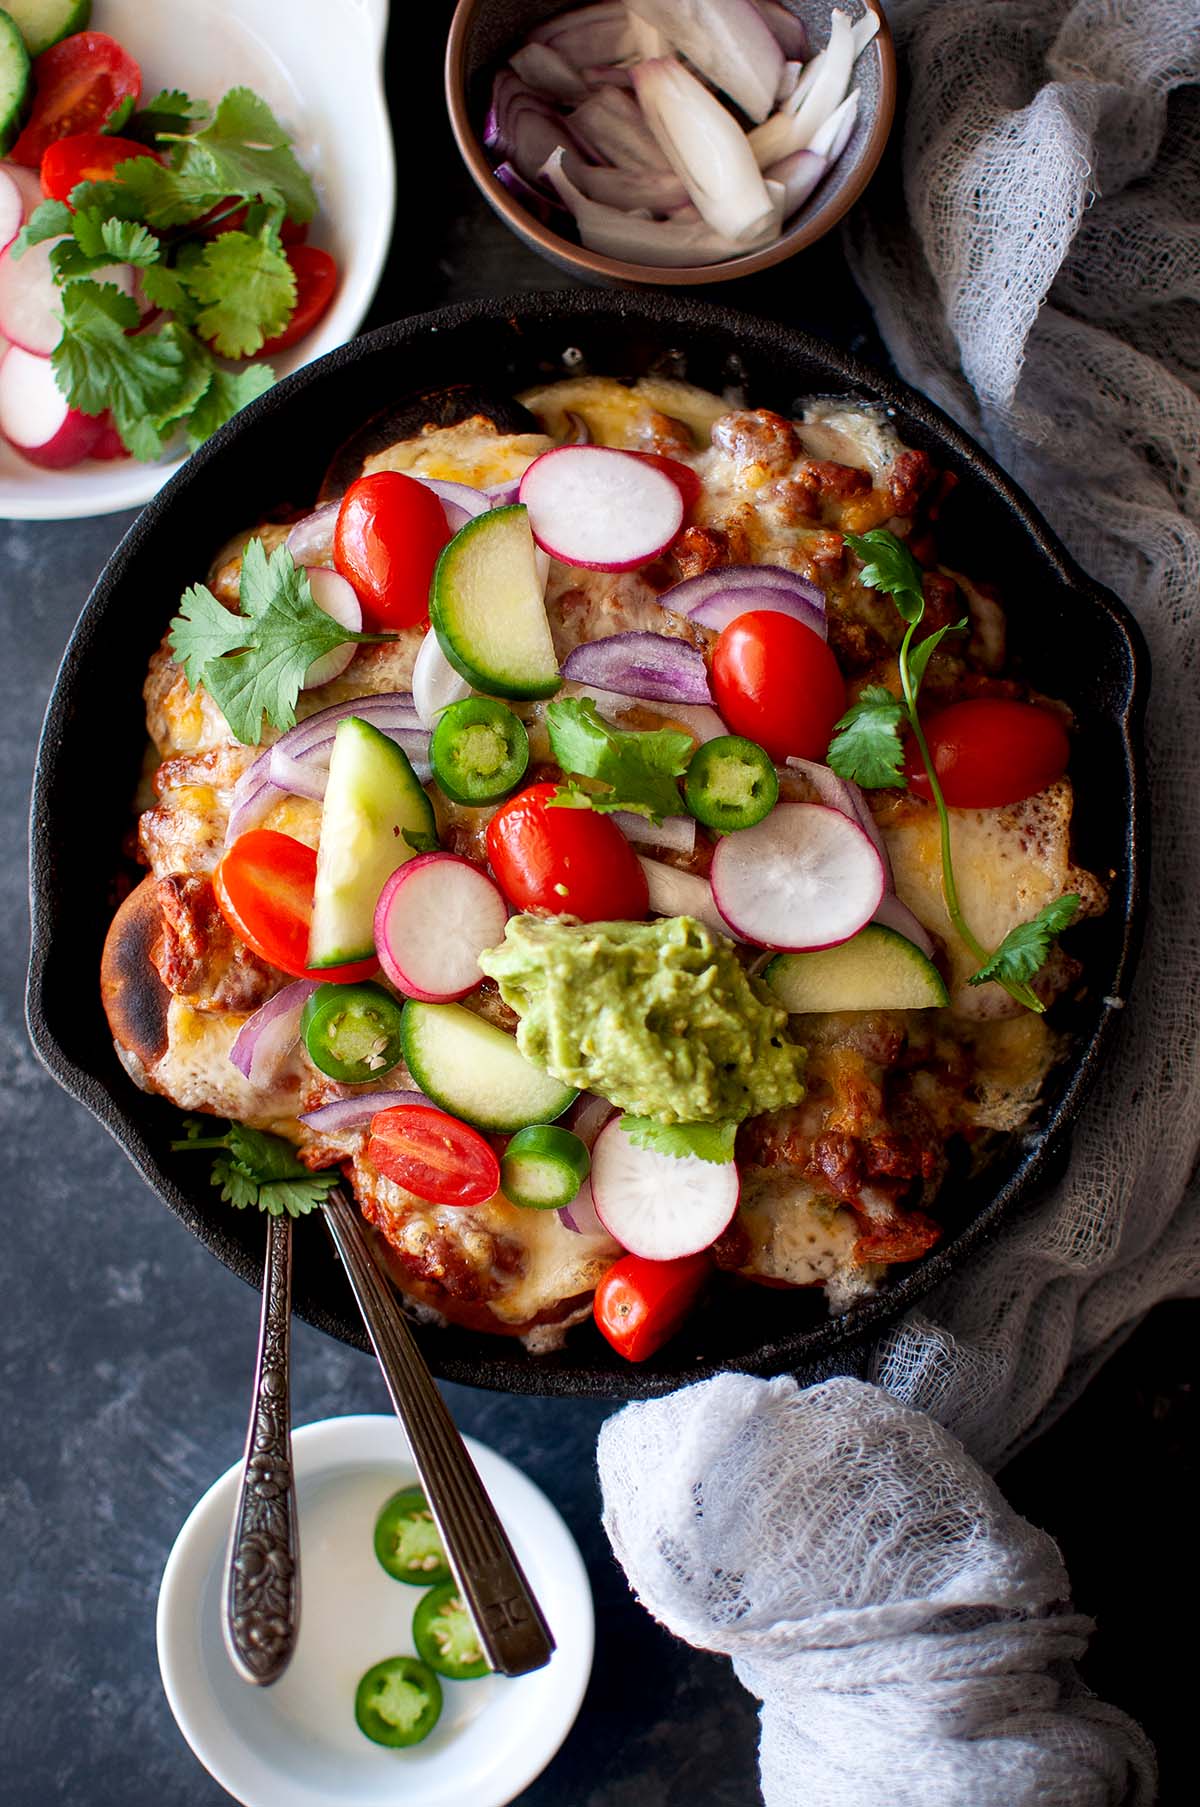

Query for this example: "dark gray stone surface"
[2,7,1192,1804]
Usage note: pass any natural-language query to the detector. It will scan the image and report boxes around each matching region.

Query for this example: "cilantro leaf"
[967,896,1081,991]
[546,696,691,821]
[155,87,316,225]
[169,537,391,744]
[101,94,136,135]
[844,528,926,624]
[138,261,198,321]
[172,1118,339,1218]
[100,218,161,267]
[184,363,275,451]
[907,617,968,692]
[110,152,229,229]
[827,685,907,789]
[65,176,148,223]
[619,1117,738,1164]
[183,228,295,357]
[11,200,73,256]
[52,280,147,410]
[124,88,211,144]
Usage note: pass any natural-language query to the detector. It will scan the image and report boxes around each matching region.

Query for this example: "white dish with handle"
[0,0,393,520]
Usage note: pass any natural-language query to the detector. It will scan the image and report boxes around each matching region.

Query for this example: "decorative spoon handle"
[223,1211,300,1685]
[321,1186,555,1678]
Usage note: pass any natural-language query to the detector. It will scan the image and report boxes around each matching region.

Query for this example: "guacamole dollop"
[478,914,806,1125]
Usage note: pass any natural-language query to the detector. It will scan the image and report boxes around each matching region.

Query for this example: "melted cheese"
[362,420,553,488]
[738,1168,868,1294]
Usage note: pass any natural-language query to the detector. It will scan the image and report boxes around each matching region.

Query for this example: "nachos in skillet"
[100,374,1103,1362]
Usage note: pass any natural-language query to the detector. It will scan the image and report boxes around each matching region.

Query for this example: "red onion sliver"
[412,475,492,531]
[562,632,713,704]
[557,1177,610,1237]
[569,1092,617,1150]
[660,563,826,619]
[285,502,339,566]
[509,42,589,101]
[638,855,741,942]
[300,1090,432,1134]
[281,692,418,760]
[873,894,936,960]
[302,567,363,691]
[493,160,568,226]
[612,809,697,855]
[753,0,811,61]
[562,680,728,745]
[484,477,521,505]
[269,743,330,800]
[766,147,828,218]
[686,583,826,640]
[230,980,316,1085]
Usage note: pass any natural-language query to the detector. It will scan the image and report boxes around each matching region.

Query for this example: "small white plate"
[156,1415,594,1807]
[0,0,393,520]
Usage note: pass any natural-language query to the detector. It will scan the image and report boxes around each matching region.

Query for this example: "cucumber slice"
[0,12,31,158]
[401,1001,578,1133]
[430,505,561,701]
[308,717,437,968]
[764,924,948,1013]
[3,0,90,59]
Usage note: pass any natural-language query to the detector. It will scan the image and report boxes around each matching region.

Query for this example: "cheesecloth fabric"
[597,2,1199,1799]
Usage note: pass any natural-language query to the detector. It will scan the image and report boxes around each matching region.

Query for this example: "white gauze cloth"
[598,1376,1156,1806]
[598,2,1199,1798]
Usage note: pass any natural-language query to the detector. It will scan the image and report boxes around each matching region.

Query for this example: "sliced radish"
[0,347,102,468]
[1,162,42,218]
[0,169,21,258]
[412,620,472,726]
[590,1116,740,1259]
[0,237,63,355]
[873,893,936,960]
[710,802,885,950]
[785,756,893,887]
[302,567,363,689]
[638,854,740,942]
[286,502,339,565]
[90,412,129,460]
[519,444,684,571]
[374,853,509,1003]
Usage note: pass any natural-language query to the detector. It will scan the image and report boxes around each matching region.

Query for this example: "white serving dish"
[156,1414,594,1807]
[0,0,393,520]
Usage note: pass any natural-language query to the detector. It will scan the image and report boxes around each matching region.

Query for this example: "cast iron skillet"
[27,291,1147,1399]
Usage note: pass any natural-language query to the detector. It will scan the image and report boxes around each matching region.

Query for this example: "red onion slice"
[227,749,278,842]
[493,160,569,227]
[612,810,697,854]
[685,582,826,640]
[660,563,826,618]
[510,42,589,102]
[230,980,316,1086]
[530,4,637,66]
[786,756,893,888]
[302,567,363,690]
[630,0,784,124]
[281,692,418,761]
[638,855,741,941]
[412,623,472,727]
[873,893,936,960]
[754,0,810,61]
[766,147,828,218]
[558,1176,611,1237]
[285,502,339,566]
[300,1090,432,1134]
[412,475,491,535]
[569,1092,617,1150]
[484,476,521,505]
[562,632,713,704]
[562,679,728,744]
[269,725,432,799]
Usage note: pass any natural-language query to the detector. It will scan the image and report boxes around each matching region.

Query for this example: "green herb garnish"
[545,696,692,822]
[172,1118,339,1218]
[619,1117,737,1164]
[169,538,392,744]
[829,529,1077,1011]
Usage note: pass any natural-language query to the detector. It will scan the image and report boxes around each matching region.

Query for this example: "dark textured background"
[2,5,1193,1803]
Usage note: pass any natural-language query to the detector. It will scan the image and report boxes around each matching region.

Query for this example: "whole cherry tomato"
[486,783,650,921]
[711,610,846,764]
[905,699,1070,808]
[334,472,451,631]
[593,1251,711,1362]
[40,131,156,200]
[632,451,701,511]
[368,1104,501,1208]
[213,830,377,983]
[258,246,339,355]
[11,33,142,168]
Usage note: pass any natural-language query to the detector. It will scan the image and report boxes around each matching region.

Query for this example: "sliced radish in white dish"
[710,802,885,950]
[374,853,509,1003]
[412,621,472,726]
[638,854,741,942]
[0,169,21,258]
[1,161,42,218]
[590,1116,740,1259]
[873,892,936,960]
[519,443,684,571]
[0,237,63,355]
[229,980,316,1087]
[0,347,101,468]
[302,567,363,689]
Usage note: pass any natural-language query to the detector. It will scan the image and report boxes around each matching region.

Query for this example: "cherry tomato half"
[40,131,156,200]
[334,472,451,632]
[593,1252,711,1362]
[712,610,846,764]
[11,33,142,169]
[486,783,650,921]
[632,451,701,512]
[905,699,1070,808]
[258,246,339,356]
[368,1104,501,1208]
[213,830,377,983]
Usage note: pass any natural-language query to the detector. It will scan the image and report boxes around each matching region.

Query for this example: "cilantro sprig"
[545,696,692,821]
[172,1118,339,1218]
[170,538,393,744]
[620,1117,737,1165]
[829,530,1078,1011]
[10,86,316,460]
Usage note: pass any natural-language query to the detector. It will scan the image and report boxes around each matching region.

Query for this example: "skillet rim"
[26,288,1149,1399]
